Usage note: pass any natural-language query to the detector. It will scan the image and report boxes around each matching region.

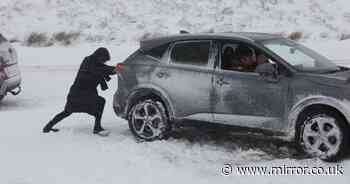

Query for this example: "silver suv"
[114,32,350,161]
[0,34,21,101]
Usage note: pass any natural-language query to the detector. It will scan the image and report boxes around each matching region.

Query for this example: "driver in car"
[235,45,257,72]
[255,50,269,65]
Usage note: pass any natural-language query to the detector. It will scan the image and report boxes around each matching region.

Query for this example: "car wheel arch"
[125,87,175,121]
[287,95,350,140]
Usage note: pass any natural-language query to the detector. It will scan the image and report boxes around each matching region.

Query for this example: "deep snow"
[0,40,350,183]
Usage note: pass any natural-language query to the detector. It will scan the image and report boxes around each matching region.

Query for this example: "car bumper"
[113,104,126,118]
[113,90,128,119]
[0,75,21,96]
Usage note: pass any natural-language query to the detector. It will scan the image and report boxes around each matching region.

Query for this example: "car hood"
[303,69,350,86]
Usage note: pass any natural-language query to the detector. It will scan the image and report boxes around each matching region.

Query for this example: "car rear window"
[0,34,7,43]
[170,41,210,66]
[144,44,169,59]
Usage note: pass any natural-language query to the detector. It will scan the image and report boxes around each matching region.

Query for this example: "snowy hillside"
[1,0,350,45]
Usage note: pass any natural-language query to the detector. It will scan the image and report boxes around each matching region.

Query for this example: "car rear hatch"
[0,34,21,95]
[0,35,20,79]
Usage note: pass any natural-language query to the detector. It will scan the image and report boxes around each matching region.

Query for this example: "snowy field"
[2,0,350,44]
[0,40,349,184]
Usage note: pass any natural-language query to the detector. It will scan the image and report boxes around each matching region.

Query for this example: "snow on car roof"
[140,32,283,51]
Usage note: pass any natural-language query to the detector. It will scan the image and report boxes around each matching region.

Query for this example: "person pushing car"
[43,47,117,136]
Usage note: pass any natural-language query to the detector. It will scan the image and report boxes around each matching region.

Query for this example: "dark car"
[0,34,21,102]
[114,32,350,161]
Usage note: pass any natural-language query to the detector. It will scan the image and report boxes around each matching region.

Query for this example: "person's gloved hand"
[104,75,111,82]
[101,83,108,91]
[100,79,109,91]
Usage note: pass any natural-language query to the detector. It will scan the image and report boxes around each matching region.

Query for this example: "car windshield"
[261,39,340,73]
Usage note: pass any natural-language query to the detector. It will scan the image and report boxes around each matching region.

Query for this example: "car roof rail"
[179,30,190,34]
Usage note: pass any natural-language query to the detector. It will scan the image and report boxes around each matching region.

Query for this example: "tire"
[0,95,4,102]
[296,108,349,162]
[128,99,171,141]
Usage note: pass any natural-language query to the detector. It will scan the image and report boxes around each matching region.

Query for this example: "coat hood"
[91,47,110,63]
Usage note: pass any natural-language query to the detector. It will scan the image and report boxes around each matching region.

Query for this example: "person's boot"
[93,127,110,137]
[93,110,109,136]
[42,120,60,133]
[93,122,110,137]
[43,125,60,133]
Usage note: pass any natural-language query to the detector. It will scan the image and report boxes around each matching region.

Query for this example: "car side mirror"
[256,63,279,83]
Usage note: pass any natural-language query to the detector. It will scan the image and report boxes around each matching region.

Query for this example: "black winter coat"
[64,48,116,115]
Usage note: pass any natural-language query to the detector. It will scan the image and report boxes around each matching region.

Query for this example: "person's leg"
[93,96,106,133]
[43,110,72,133]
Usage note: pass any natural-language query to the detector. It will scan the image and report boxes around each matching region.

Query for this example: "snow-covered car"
[0,34,21,101]
[113,32,350,161]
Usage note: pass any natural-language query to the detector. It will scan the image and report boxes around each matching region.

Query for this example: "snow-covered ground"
[0,40,350,184]
[1,0,350,183]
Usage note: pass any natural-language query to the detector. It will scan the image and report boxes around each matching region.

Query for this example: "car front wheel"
[297,109,349,162]
[128,99,170,141]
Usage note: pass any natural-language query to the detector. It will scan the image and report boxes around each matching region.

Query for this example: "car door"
[152,40,215,121]
[211,41,290,131]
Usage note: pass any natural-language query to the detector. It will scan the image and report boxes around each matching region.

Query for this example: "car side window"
[170,41,210,66]
[221,43,274,73]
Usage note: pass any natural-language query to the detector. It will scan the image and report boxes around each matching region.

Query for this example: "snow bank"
[14,43,138,67]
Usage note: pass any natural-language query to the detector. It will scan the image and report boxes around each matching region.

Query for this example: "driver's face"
[241,55,256,66]
[256,54,268,64]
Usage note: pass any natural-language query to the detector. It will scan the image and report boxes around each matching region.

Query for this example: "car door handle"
[216,78,230,86]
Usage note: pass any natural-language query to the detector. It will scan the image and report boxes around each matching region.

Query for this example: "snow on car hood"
[325,69,350,83]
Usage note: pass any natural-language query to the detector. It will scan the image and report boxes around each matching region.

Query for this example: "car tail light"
[116,63,124,74]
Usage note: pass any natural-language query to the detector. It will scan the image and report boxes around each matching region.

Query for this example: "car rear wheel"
[296,108,349,162]
[128,99,170,141]
[0,95,4,102]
